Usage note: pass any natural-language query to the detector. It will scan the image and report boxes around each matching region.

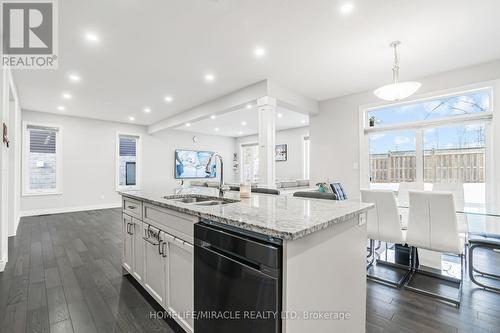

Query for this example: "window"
[303,136,310,179]
[369,130,416,186]
[241,143,259,183]
[367,90,490,127]
[23,122,62,195]
[423,124,486,204]
[117,134,141,190]
[362,87,493,205]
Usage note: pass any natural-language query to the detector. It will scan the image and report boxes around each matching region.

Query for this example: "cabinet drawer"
[143,203,199,243]
[123,197,142,219]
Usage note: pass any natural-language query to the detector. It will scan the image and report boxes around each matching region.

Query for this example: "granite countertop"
[120,187,373,240]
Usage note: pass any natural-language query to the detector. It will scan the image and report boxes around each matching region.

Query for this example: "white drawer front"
[123,197,142,219]
[143,203,198,243]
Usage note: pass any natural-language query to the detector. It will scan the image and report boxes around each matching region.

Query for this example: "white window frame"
[22,121,63,196]
[116,132,142,191]
[359,83,494,204]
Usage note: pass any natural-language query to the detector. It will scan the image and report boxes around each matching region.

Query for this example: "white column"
[257,96,276,188]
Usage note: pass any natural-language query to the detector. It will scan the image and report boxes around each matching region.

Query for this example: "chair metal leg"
[367,242,412,288]
[464,242,468,272]
[404,247,463,307]
[469,244,500,294]
[367,239,375,268]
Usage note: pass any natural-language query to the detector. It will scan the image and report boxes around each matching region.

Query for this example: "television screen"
[175,149,216,179]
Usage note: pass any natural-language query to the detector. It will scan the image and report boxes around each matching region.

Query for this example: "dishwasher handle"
[194,222,281,269]
[195,240,280,279]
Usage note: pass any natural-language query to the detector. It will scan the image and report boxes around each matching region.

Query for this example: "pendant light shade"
[374,41,421,101]
[374,81,422,101]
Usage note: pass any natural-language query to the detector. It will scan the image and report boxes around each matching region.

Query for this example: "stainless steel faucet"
[205,153,230,197]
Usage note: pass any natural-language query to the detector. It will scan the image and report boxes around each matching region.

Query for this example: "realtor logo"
[1,0,58,69]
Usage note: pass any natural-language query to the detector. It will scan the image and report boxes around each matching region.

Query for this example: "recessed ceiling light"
[241,121,247,126]
[214,127,220,132]
[85,32,99,43]
[277,113,283,118]
[143,107,151,113]
[68,73,81,83]
[129,116,135,121]
[210,115,216,119]
[62,93,72,100]
[164,95,173,103]
[340,3,354,15]
[57,106,65,111]
[254,47,266,58]
[204,73,215,83]
[238,131,243,135]
[185,123,191,127]
[301,119,306,124]
[246,104,253,109]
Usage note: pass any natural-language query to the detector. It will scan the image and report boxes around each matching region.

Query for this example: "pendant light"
[374,41,421,101]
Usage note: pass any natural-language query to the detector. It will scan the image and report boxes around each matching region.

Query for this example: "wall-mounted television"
[175,149,216,179]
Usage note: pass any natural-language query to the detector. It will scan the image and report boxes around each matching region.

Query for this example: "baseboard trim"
[20,203,122,217]
[0,260,6,272]
[8,214,21,238]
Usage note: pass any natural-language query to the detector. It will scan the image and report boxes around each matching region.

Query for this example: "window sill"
[22,191,63,197]
[116,186,141,192]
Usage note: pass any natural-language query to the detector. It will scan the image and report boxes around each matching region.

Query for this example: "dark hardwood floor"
[0,208,499,333]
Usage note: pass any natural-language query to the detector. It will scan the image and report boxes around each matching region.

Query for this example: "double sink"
[163,194,239,206]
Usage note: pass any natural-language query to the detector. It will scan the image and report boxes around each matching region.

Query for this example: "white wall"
[20,111,236,215]
[0,68,7,270]
[143,129,236,190]
[311,60,500,202]
[7,77,21,237]
[0,68,22,270]
[235,126,309,182]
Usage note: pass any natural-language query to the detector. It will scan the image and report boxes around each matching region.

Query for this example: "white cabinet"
[122,214,134,273]
[167,237,194,332]
[130,217,144,283]
[122,214,144,284]
[122,196,196,333]
[143,224,168,306]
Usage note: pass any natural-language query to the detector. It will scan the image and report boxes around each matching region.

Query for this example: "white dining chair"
[432,183,468,234]
[362,189,411,287]
[404,190,464,306]
[397,182,424,204]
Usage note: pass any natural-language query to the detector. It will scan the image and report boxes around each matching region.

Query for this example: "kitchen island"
[120,187,373,333]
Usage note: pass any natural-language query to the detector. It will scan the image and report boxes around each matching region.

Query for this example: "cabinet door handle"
[158,240,163,256]
[129,223,134,235]
[127,205,136,210]
[126,222,131,235]
[161,242,168,257]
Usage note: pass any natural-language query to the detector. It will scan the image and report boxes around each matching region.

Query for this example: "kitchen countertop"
[120,187,373,240]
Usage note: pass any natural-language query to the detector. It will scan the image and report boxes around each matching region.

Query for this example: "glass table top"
[396,201,500,218]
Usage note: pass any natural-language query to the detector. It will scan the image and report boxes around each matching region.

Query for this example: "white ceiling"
[13,0,500,126]
[174,106,309,137]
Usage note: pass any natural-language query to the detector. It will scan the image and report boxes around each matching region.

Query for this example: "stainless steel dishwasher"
[194,220,282,333]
